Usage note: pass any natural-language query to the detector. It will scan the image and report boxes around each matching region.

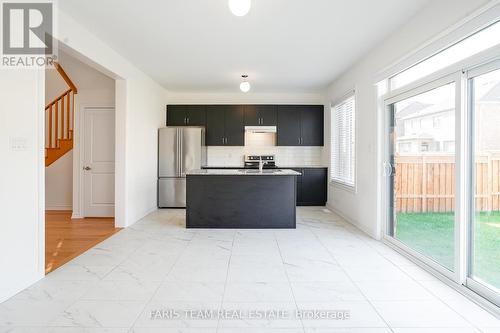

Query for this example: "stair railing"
[45,63,78,149]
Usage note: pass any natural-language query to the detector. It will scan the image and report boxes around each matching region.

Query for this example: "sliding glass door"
[468,65,500,301]
[387,80,457,273]
[384,62,500,307]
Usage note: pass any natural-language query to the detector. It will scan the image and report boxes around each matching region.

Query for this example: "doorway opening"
[44,48,119,273]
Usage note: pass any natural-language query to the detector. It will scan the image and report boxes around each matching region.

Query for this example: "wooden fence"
[395,153,500,213]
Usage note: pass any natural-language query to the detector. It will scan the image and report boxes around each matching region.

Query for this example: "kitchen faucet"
[259,157,269,172]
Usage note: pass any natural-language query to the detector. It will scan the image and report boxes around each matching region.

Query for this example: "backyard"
[396,211,500,289]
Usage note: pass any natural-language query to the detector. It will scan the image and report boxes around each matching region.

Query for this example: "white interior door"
[83,108,115,217]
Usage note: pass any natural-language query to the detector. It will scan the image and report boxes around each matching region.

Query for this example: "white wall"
[0,69,45,303]
[167,92,329,167]
[45,50,116,212]
[325,0,492,238]
[45,152,73,210]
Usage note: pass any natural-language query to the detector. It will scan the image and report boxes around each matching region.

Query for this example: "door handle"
[383,162,395,176]
[83,166,91,171]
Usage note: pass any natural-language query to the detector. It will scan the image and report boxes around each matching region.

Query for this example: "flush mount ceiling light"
[240,75,251,93]
[229,0,251,17]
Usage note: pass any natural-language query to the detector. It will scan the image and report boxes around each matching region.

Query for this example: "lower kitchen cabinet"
[292,167,327,206]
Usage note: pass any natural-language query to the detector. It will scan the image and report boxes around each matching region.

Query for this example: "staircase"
[45,63,78,167]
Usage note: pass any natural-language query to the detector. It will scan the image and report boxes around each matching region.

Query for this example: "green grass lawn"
[395,211,500,288]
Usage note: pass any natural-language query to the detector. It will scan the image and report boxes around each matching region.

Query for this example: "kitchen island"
[186,169,301,228]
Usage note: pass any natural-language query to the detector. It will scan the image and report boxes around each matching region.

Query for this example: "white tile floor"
[0,207,499,332]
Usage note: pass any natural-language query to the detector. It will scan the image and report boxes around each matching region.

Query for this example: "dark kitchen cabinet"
[300,106,324,146]
[167,105,206,126]
[293,167,327,206]
[206,105,244,146]
[206,107,226,145]
[166,105,187,126]
[277,106,302,146]
[244,105,277,126]
[224,105,245,146]
[277,105,324,146]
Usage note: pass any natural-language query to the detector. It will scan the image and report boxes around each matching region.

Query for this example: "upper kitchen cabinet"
[300,105,324,146]
[166,105,206,126]
[277,105,324,146]
[244,105,277,126]
[206,105,244,146]
[277,105,302,146]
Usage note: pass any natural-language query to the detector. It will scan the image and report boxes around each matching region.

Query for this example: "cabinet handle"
[186,117,189,124]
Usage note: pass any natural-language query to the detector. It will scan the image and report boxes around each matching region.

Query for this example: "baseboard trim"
[326,203,378,240]
[46,205,72,211]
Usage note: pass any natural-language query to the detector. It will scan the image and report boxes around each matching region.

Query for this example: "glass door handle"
[383,162,394,176]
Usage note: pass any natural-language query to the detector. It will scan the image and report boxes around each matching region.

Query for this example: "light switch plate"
[10,137,28,151]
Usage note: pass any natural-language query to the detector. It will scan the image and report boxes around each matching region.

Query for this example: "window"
[391,20,500,90]
[331,94,356,188]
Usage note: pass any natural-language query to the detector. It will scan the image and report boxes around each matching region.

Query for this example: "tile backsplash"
[207,146,325,167]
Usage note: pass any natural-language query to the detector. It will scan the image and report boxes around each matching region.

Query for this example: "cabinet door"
[259,105,277,126]
[244,105,260,126]
[186,105,206,126]
[166,105,188,126]
[244,105,276,126]
[301,105,324,146]
[301,168,327,205]
[206,106,226,146]
[224,105,245,146]
[277,106,301,146]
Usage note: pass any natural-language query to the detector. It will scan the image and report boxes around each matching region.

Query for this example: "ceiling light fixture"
[229,0,251,17]
[240,75,251,93]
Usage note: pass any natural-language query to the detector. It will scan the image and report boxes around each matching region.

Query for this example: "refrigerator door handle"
[175,129,182,177]
[179,129,183,176]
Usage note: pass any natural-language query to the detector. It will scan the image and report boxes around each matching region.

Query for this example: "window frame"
[330,92,357,192]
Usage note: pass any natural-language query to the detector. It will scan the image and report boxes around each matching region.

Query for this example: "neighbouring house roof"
[396,101,430,118]
[400,102,454,121]
[397,133,434,141]
[480,81,500,103]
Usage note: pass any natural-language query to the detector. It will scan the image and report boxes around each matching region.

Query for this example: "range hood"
[245,126,277,134]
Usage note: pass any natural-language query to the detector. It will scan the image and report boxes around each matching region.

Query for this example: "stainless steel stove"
[244,155,277,169]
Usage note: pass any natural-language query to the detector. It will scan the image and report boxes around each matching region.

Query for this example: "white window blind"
[331,95,356,188]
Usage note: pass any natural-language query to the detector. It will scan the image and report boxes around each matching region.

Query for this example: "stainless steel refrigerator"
[158,127,206,208]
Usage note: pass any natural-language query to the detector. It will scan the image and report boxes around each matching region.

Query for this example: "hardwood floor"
[45,211,121,274]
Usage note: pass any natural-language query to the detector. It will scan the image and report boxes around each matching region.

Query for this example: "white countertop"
[186,169,301,176]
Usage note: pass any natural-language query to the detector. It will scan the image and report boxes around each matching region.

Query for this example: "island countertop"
[186,169,301,176]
